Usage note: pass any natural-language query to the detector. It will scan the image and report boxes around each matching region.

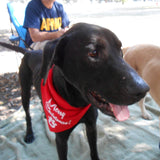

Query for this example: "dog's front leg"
[55,128,74,160]
[86,122,100,160]
[85,107,100,160]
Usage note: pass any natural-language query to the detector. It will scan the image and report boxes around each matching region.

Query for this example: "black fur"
[0,41,27,54]
[0,23,149,160]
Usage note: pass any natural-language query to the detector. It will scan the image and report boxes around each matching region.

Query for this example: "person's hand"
[56,29,66,38]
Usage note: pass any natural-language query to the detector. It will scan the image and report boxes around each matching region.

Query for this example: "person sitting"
[23,0,70,50]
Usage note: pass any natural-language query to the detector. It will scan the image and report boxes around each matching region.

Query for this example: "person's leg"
[30,40,50,50]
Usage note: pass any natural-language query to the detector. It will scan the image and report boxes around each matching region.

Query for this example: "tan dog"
[123,44,160,120]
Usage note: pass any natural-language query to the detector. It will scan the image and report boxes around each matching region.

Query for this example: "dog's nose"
[134,86,149,99]
[136,76,150,93]
[128,74,150,99]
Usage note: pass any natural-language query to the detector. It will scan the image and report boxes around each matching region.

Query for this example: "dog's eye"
[88,50,98,58]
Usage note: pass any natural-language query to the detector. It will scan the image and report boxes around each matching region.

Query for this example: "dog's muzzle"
[88,91,129,121]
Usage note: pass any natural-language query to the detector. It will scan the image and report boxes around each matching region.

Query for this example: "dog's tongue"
[109,103,129,121]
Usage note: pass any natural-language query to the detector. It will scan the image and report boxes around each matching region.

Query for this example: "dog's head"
[46,23,149,121]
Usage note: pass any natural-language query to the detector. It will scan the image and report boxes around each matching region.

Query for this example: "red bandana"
[41,65,91,133]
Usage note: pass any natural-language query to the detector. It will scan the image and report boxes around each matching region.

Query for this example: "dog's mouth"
[88,91,129,121]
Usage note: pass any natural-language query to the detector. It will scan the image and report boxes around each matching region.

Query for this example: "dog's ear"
[41,34,70,84]
[40,39,59,80]
[49,34,70,69]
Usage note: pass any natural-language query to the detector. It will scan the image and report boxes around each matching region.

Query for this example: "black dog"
[0,23,149,160]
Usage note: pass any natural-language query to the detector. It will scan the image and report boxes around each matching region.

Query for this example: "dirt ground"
[0,71,38,121]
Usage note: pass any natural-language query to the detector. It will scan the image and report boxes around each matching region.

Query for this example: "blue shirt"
[23,0,70,46]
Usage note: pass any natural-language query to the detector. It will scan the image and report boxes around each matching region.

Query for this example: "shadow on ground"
[0,72,37,121]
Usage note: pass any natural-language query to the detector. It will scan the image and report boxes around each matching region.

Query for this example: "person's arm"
[28,28,66,42]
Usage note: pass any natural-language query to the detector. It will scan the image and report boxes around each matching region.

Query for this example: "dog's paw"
[142,112,152,120]
[24,134,35,143]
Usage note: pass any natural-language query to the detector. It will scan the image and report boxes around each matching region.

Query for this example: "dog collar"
[41,65,91,133]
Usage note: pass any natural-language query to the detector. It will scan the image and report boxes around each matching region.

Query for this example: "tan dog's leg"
[159,117,160,131]
[138,97,152,120]
[159,117,160,150]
